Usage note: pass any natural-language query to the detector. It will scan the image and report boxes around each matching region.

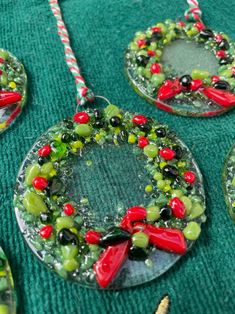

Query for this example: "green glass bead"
[157,179,165,190]
[220,69,233,78]
[0,50,9,60]
[132,232,149,248]
[188,203,204,219]
[128,134,137,143]
[183,222,201,240]
[144,144,158,158]
[75,124,92,137]
[181,196,192,214]
[153,171,163,181]
[145,185,153,193]
[0,73,7,85]
[41,162,54,177]
[146,206,160,222]
[61,245,78,259]
[104,104,120,119]
[0,304,9,314]
[151,73,165,87]
[191,69,210,80]
[171,189,183,198]
[137,67,144,76]
[63,258,79,272]
[24,164,40,185]
[23,192,47,216]
[228,78,235,89]
[56,217,74,230]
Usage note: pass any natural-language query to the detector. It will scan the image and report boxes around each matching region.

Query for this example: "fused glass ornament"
[14,104,206,289]
[0,49,27,133]
[125,20,235,117]
[0,247,16,314]
[223,144,235,222]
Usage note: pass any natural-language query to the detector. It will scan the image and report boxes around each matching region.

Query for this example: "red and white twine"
[48,0,94,106]
[184,0,202,22]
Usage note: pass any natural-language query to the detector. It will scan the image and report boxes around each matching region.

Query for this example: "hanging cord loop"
[48,0,94,106]
[184,0,202,22]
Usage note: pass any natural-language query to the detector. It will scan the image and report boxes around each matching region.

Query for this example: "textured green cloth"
[0,0,235,313]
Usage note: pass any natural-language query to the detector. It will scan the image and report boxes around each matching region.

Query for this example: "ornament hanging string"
[48,0,94,106]
[184,0,202,22]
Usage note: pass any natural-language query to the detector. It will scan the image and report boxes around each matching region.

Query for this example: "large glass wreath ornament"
[125,20,235,117]
[14,104,206,289]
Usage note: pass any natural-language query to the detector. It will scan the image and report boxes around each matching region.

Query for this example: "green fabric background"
[0,0,235,313]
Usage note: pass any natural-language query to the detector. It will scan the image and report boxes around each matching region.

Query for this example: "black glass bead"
[118,130,128,142]
[63,119,74,129]
[199,29,214,40]
[44,186,51,197]
[94,109,103,120]
[150,31,162,42]
[40,212,52,224]
[162,165,179,179]
[61,133,71,143]
[138,123,152,134]
[136,55,150,67]
[38,156,47,166]
[174,145,184,160]
[155,127,166,138]
[57,228,78,245]
[100,227,130,246]
[179,75,192,87]
[93,120,105,128]
[160,205,172,221]
[71,133,79,141]
[128,246,148,261]
[110,116,121,127]
[213,80,230,90]
[219,57,233,66]
[218,38,230,50]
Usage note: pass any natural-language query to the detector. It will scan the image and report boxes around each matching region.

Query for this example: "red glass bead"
[133,223,186,254]
[93,241,130,288]
[215,34,223,43]
[216,50,226,58]
[85,230,102,244]
[151,27,162,32]
[38,145,51,157]
[0,91,22,108]
[137,39,146,48]
[40,225,53,239]
[126,206,147,222]
[190,79,203,91]
[63,203,75,216]
[147,50,155,56]
[119,215,133,233]
[150,63,161,74]
[211,75,220,83]
[169,197,186,219]
[0,58,5,64]
[203,87,235,107]
[184,171,196,184]
[138,136,149,148]
[194,22,205,31]
[158,79,182,100]
[159,148,175,160]
[73,111,90,124]
[132,115,148,125]
[32,177,48,190]
[177,21,185,27]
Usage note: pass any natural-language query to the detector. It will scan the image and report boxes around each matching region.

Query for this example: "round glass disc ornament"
[0,247,16,314]
[125,20,235,117]
[14,104,206,289]
[0,49,27,133]
[223,144,235,222]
